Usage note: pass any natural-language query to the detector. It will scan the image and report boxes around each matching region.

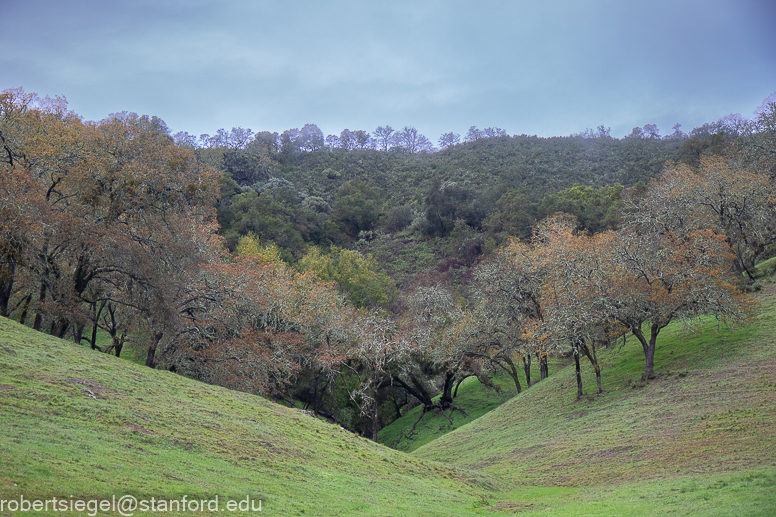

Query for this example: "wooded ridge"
[2,86,775,440]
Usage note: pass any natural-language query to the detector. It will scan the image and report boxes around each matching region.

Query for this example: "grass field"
[0,317,497,516]
[1,285,775,515]
[376,358,571,453]
[410,285,776,515]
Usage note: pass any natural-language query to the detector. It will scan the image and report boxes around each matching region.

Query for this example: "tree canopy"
[2,86,772,439]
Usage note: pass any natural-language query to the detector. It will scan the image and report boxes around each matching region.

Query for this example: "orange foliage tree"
[610,221,751,378]
[534,206,751,384]
[318,284,474,440]
[169,255,348,399]
[464,238,546,393]
[535,217,619,396]
[641,157,776,280]
[0,88,222,362]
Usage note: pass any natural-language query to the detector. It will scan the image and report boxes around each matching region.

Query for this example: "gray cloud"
[2,0,774,140]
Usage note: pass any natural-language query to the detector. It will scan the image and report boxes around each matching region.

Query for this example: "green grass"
[2,286,776,516]
[0,317,501,516]
[479,471,776,516]
[750,255,776,293]
[377,375,512,453]
[409,285,776,515]
[753,256,776,279]
[71,327,147,366]
[377,357,570,453]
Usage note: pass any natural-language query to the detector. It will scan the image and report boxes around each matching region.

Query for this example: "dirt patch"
[489,501,544,513]
[65,378,105,399]
[0,384,16,391]
[586,445,638,460]
[66,377,104,389]
[126,421,154,435]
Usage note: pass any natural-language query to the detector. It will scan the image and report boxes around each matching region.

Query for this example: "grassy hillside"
[377,356,571,453]
[377,374,513,453]
[2,287,775,516]
[410,286,776,515]
[0,317,498,516]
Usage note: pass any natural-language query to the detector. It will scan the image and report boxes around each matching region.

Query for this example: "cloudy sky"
[2,0,775,142]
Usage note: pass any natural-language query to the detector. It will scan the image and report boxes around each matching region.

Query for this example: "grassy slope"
[0,318,502,517]
[3,285,776,516]
[377,375,515,453]
[377,357,571,453]
[410,286,776,515]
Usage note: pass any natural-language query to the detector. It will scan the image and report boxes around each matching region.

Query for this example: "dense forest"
[2,86,775,439]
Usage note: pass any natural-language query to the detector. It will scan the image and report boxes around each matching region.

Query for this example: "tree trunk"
[579,340,602,394]
[51,317,69,339]
[72,320,86,346]
[32,312,43,331]
[145,331,163,368]
[632,324,659,380]
[732,246,756,281]
[145,343,156,367]
[18,294,32,326]
[392,393,403,419]
[440,371,455,406]
[90,323,100,350]
[371,402,379,441]
[537,351,548,381]
[453,374,473,397]
[596,368,602,394]
[88,301,106,350]
[0,262,14,318]
[486,353,521,393]
[522,354,532,388]
[112,335,124,357]
[33,281,47,331]
[503,355,522,394]
[645,325,658,379]
[573,341,583,399]
[393,374,435,408]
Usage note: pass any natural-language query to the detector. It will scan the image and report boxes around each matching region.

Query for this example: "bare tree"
[373,125,394,152]
[438,132,460,149]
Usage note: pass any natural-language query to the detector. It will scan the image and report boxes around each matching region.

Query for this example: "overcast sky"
[2,0,775,142]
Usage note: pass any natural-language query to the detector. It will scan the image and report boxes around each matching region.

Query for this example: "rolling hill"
[1,286,775,515]
[0,316,495,516]
[408,285,776,515]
